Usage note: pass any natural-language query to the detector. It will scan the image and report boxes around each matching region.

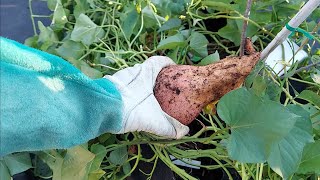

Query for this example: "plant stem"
[292,61,320,74]
[146,156,158,180]
[129,13,144,48]
[242,163,248,180]
[240,0,253,56]
[152,145,197,180]
[267,70,297,104]
[258,163,264,180]
[289,77,320,87]
[119,144,141,180]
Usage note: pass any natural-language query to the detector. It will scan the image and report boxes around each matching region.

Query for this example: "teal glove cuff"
[0,37,123,156]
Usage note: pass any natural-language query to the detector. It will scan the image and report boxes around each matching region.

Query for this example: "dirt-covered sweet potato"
[154,41,260,125]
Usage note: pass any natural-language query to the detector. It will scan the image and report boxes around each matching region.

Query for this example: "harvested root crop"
[154,40,260,125]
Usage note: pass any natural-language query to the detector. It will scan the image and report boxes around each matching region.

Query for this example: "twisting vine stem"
[240,0,253,56]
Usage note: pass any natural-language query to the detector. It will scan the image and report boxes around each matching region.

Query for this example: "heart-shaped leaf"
[217,88,313,178]
[198,51,220,65]
[0,161,11,180]
[157,33,186,50]
[158,18,182,32]
[298,141,320,174]
[3,153,32,176]
[52,0,68,30]
[71,14,105,45]
[190,32,209,57]
[56,40,86,62]
[267,105,313,178]
[297,90,320,108]
[218,88,298,162]
[108,146,128,165]
[122,9,139,39]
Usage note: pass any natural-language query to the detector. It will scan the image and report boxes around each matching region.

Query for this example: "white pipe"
[260,0,320,60]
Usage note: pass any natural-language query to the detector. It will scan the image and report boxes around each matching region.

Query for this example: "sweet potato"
[154,41,260,125]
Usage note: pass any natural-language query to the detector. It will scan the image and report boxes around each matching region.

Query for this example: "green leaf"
[251,75,267,97]
[157,33,186,50]
[302,104,320,133]
[298,141,320,174]
[56,40,86,62]
[247,62,281,101]
[245,60,265,87]
[38,147,95,180]
[87,0,95,8]
[264,80,282,101]
[0,161,11,180]
[297,90,320,108]
[122,162,132,175]
[151,0,188,16]
[198,51,220,65]
[267,105,313,178]
[282,61,299,79]
[60,146,95,180]
[3,153,32,176]
[80,61,103,79]
[142,6,166,29]
[218,88,314,178]
[167,48,180,63]
[122,9,139,39]
[98,133,112,143]
[74,0,89,17]
[311,55,320,63]
[158,18,182,32]
[47,0,58,11]
[52,0,68,30]
[37,151,64,180]
[311,69,320,84]
[217,19,241,46]
[217,88,299,162]
[100,134,117,146]
[38,21,58,46]
[87,144,106,180]
[33,156,52,178]
[276,4,301,20]
[89,144,107,171]
[311,73,320,84]
[71,14,105,45]
[180,29,191,39]
[201,1,235,11]
[24,36,39,48]
[190,32,209,57]
[234,19,259,39]
[88,168,105,180]
[310,8,320,21]
[108,146,128,165]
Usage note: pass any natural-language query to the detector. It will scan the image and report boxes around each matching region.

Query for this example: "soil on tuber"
[154,39,261,125]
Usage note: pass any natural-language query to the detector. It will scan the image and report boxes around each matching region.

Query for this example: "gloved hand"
[105,56,189,139]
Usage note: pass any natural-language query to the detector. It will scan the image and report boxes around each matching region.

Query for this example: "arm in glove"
[0,37,188,157]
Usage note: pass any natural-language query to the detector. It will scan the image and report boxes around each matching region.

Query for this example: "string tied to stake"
[285,23,319,42]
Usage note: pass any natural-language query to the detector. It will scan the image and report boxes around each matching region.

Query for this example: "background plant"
[1,0,319,179]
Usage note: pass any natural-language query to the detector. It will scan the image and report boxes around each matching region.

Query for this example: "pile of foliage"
[1,0,319,179]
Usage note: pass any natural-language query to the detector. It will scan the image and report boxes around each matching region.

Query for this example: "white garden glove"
[104,56,189,139]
